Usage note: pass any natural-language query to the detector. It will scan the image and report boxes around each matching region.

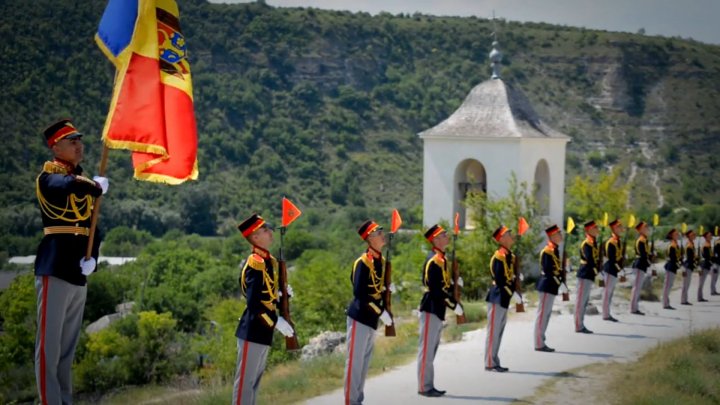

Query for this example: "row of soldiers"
[32,119,719,404]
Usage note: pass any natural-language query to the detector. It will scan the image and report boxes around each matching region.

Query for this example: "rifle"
[650,214,658,276]
[279,227,300,351]
[560,217,574,301]
[598,233,606,287]
[383,209,402,337]
[452,213,467,324]
[515,217,530,313]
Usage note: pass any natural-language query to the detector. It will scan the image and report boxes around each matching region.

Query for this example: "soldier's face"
[432,232,450,251]
[705,234,712,242]
[52,137,84,166]
[588,227,600,237]
[550,232,562,245]
[366,229,386,251]
[500,232,514,249]
[250,225,273,249]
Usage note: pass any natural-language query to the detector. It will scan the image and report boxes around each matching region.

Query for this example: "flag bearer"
[535,225,562,352]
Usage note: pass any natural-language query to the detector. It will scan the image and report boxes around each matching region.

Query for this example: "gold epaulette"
[542,245,554,254]
[42,161,70,175]
[430,253,445,267]
[246,254,266,270]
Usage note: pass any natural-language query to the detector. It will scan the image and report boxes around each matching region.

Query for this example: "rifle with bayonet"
[452,213,466,324]
[383,209,402,337]
[279,198,301,350]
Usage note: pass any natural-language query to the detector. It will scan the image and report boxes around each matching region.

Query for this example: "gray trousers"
[232,338,269,405]
[534,292,556,349]
[484,303,508,368]
[417,311,443,392]
[630,269,646,312]
[681,269,692,303]
[344,317,376,405]
[698,269,710,300]
[602,273,617,319]
[711,266,719,294]
[663,271,676,307]
[35,275,86,405]
[574,278,593,331]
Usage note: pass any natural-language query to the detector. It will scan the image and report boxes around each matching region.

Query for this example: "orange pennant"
[391,209,402,233]
[454,212,460,235]
[518,216,530,236]
[281,197,302,227]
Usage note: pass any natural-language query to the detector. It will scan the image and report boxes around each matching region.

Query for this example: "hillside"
[2,0,720,253]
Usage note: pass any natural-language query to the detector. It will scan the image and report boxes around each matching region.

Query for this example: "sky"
[212,0,720,45]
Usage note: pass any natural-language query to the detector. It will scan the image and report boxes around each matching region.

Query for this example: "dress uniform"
[34,119,107,405]
[602,219,623,322]
[681,230,698,305]
[417,225,461,397]
[485,225,515,372]
[344,220,392,405]
[697,231,713,302]
[534,225,562,352]
[711,237,720,296]
[630,222,651,315]
[663,229,681,309]
[233,214,294,405]
[576,221,599,332]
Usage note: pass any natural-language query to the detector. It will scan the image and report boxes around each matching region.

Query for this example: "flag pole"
[85,145,109,260]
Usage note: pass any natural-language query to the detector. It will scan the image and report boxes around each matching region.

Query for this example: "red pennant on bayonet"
[518,216,530,236]
[454,212,460,235]
[282,197,302,227]
[391,209,402,233]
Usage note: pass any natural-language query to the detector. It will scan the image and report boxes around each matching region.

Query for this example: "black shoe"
[431,388,446,396]
[577,327,593,334]
[631,310,645,316]
[664,306,676,310]
[603,316,619,322]
[681,302,693,306]
[535,345,555,352]
[711,292,719,296]
[485,365,508,372]
[698,298,708,302]
[419,389,443,397]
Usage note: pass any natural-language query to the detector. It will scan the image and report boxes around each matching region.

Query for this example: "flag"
[681,223,687,233]
[518,216,530,236]
[602,212,609,227]
[391,209,402,233]
[566,216,575,234]
[96,0,198,184]
[281,197,302,227]
[628,214,636,228]
[453,212,460,235]
[653,213,659,227]
[699,225,704,235]
[715,226,718,236]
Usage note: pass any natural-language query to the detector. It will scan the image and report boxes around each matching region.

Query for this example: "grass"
[526,328,720,405]
[91,302,487,405]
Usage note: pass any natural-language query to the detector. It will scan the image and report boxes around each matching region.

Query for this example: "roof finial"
[489,11,503,79]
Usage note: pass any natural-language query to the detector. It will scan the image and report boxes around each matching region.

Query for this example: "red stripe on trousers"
[236,340,249,405]
[39,276,49,405]
[536,293,546,348]
[419,312,430,392]
[345,320,357,405]
[575,280,584,331]
[487,304,495,368]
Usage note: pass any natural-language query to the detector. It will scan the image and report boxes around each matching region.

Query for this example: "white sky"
[212,0,720,45]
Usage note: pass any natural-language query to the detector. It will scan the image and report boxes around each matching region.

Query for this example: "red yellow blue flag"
[96,0,198,184]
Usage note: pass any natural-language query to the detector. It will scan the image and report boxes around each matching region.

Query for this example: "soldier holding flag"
[485,225,516,372]
[534,225,563,352]
[630,221,652,315]
[681,229,697,305]
[663,229,681,309]
[34,119,109,404]
[344,220,393,405]
[602,219,623,322]
[698,231,713,302]
[417,224,463,396]
[576,221,599,332]
[712,228,720,296]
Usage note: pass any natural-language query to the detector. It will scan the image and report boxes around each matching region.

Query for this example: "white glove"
[456,277,464,288]
[80,257,96,276]
[275,316,294,337]
[389,283,397,294]
[93,176,109,195]
[279,284,294,298]
[454,303,464,316]
[513,291,523,304]
[379,310,393,326]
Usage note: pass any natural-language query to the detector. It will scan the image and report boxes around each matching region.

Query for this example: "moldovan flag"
[96,0,198,184]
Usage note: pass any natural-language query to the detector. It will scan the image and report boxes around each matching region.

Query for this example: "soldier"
[602,219,623,322]
[681,230,697,305]
[576,221,599,333]
[34,119,109,404]
[417,224,463,397]
[630,221,652,315]
[698,231,713,302]
[663,229,681,309]
[233,213,294,405]
[534,225,562,352]
[344,220,393,405]
[485,225,515,372]
[712,233,720,296]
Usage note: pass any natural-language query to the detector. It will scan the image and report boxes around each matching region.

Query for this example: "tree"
[566,167,630,222]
